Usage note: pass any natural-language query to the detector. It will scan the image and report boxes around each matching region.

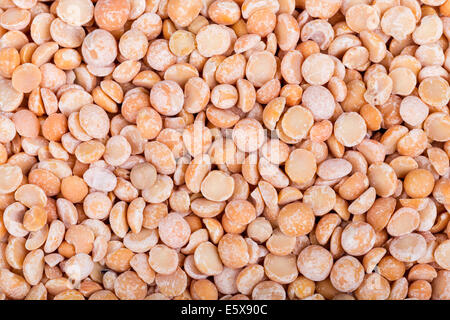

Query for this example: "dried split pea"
[0,0,447,301]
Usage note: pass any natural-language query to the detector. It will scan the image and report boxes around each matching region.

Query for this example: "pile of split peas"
[0,0,449,301]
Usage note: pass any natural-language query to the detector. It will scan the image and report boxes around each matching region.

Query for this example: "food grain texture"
[0,0,449,301]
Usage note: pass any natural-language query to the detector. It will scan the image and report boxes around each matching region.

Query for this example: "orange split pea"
[0,0,448,302]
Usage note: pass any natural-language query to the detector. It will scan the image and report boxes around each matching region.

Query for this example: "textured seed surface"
[0,0,449,302]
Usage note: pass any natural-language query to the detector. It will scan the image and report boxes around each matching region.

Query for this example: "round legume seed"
[0,0,447,301]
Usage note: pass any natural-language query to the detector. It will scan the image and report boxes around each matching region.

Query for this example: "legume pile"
[0,0,449,301]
